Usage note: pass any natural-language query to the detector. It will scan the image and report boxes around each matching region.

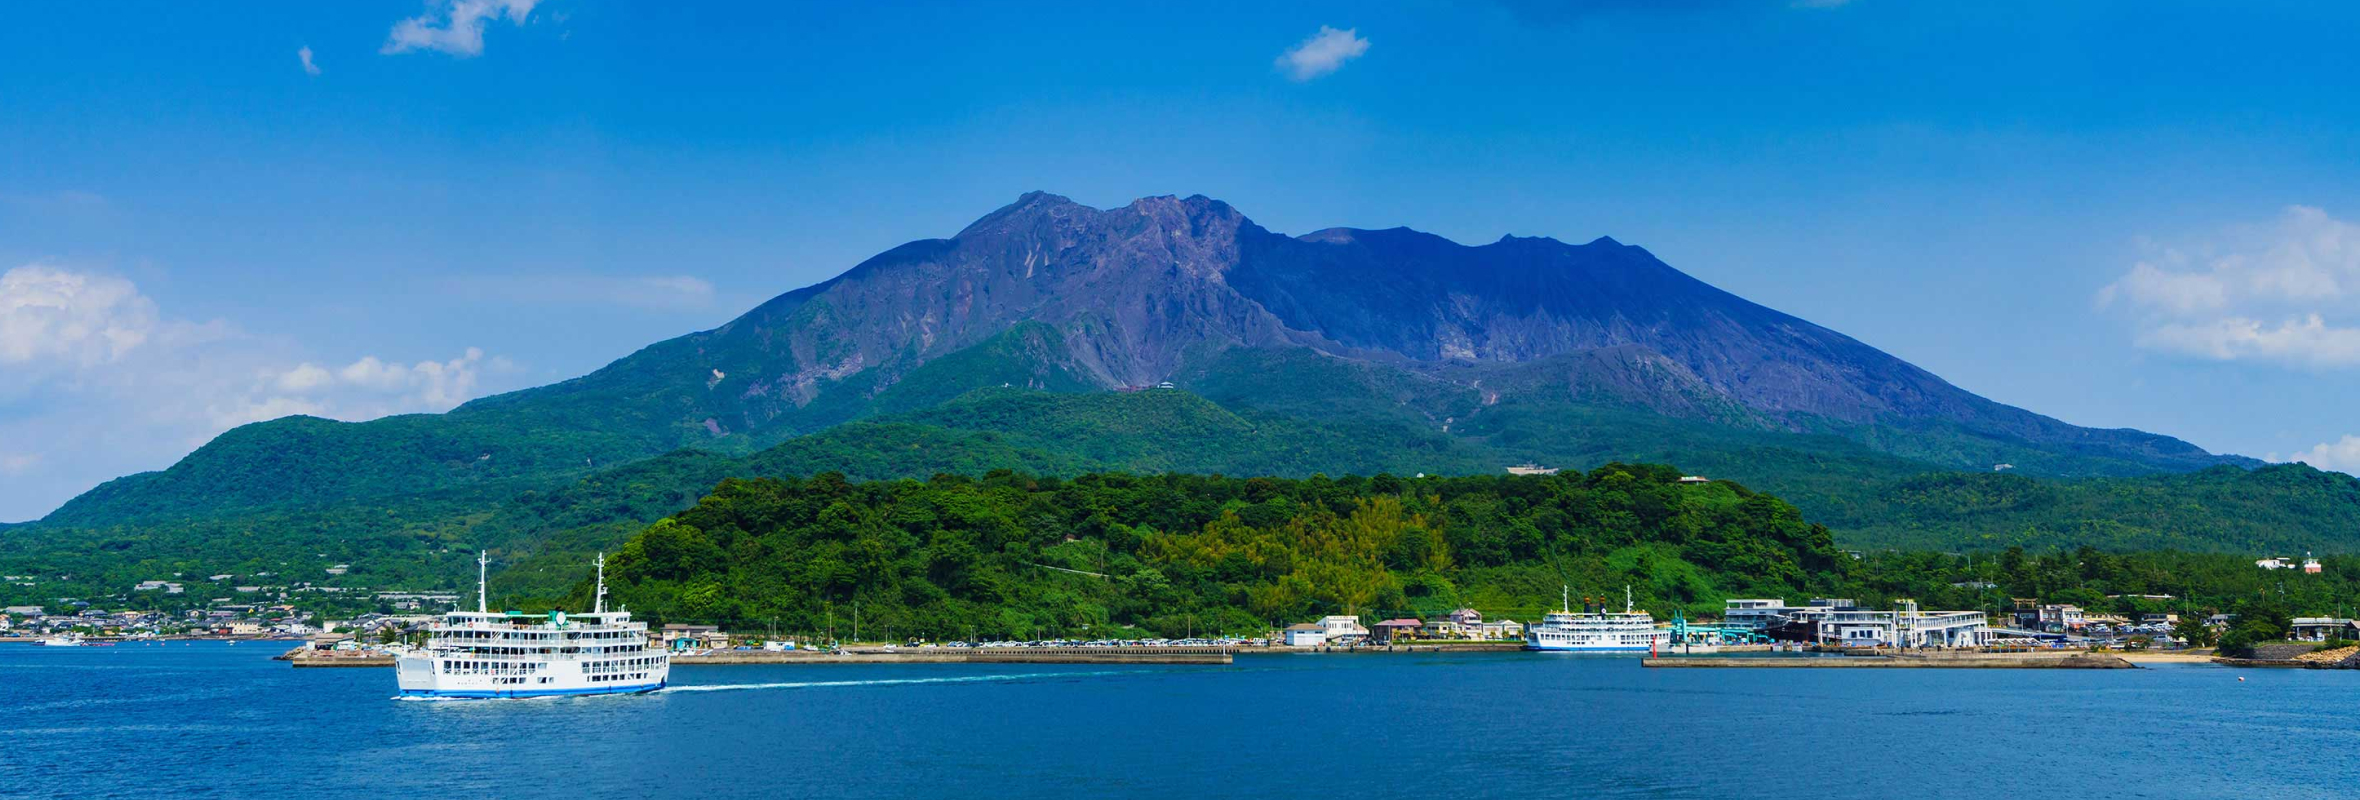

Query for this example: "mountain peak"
[956,190,1091,239]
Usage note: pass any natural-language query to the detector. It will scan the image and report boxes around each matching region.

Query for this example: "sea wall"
[1643,653,2135,669]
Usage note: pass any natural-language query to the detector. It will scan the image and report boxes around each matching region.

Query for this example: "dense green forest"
[568,466,2360,641]
[8,387,2360,612]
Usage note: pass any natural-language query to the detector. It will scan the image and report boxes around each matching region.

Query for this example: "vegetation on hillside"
[9,383,2360,612]
[577,466,2360,640]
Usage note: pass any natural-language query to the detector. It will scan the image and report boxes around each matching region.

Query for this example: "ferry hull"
[397,681,666,699]
[395,652,669,700]
[1522,644,1656,653]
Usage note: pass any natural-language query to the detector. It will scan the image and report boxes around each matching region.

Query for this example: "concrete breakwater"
[280,645,1233,667]
[1644,652,2136,669]
[682,647,1232,665]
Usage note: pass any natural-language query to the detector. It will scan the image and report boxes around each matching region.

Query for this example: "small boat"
[37,635,85,647]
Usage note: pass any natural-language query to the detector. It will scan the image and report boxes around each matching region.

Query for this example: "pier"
[280,644,1234,667]
[1643,652,2135,669]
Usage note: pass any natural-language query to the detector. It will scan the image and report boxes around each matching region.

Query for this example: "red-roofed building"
[1371,618,1424,644]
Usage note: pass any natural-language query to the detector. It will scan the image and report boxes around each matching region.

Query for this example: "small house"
[2289,617,2357,641]
[1371,619,1423,644]
[661,624,724,651]
[1282,623,1327,647]
[1423,608,1483,638]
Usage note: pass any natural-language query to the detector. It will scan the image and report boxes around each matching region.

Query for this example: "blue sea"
[0,643,2349,799]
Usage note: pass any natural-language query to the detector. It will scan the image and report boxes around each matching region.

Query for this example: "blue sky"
[4,0,2360,520]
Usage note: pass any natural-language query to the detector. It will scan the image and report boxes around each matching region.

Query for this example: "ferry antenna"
[593,552,608,615]
[476,550,489,615]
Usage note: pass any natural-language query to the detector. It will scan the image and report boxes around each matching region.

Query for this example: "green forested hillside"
[6,384,2359,608]
[578,466,2359,638]
[1825,465,2360,552]
[589,464,1850,635]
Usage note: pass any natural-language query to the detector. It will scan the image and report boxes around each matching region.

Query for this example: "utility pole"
[854,602,861,644]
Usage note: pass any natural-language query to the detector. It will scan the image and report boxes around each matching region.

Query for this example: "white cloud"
[0,263,504,519]
[2281,435,2360,474]
[382,0,540,57]
[2099,206,2360,369]
[1,264,162,367]
[2134,315,2360,368]
[1276,26,1369,82]
[299,46,321,76]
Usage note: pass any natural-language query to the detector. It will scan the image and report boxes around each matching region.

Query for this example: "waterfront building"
[1723,599,1801,631]
[1478,619,1523,639]
[2037,605,2085,632]
[1370,619,1423,644]
[2289,617,2358,641]
[1757,599,1993,648]
[1423,608,1483,638]
[660,624,724,651]
[1281,623,1326,647]
[1317,615,1368,642]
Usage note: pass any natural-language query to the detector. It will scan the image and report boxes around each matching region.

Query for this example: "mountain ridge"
[32,191,2250,533]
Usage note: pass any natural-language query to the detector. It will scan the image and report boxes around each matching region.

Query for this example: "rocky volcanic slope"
[40,192,2242,527]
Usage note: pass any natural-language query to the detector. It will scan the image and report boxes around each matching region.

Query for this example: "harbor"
[279,643,1234,667]
[262,587,2251,674]
[10,639,2342,800]
[1643,652,2136,669]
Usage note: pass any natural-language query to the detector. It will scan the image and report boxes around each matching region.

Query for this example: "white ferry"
[394,552,669,699]
[1523,586,1670,653]
[37,634,84,647]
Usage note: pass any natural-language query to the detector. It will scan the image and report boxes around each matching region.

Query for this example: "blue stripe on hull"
[1523,645,1657,652]
[400,681,666,699]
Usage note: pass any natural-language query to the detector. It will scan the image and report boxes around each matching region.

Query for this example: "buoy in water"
[2237,676,2246,682]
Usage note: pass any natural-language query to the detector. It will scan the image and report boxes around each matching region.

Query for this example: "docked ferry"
[394,553,669,699]
[1523,587,1670,653]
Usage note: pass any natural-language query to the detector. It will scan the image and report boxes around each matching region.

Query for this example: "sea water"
[1,643,2350,799]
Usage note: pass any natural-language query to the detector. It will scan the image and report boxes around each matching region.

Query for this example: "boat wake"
[659,670,1132,694]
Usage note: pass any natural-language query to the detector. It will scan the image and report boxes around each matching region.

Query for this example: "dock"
[1643,652,2136,669]
[280,645,1233,667]
[680,646,1231,665]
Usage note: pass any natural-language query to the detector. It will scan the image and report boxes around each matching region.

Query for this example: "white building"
[1282,623,1327,647]
[1317,615,1368,641]
[2290,617,2356,641]
[2038,604,2085,631]
[1736,598,1993,648]
[1723,599,1798,631]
